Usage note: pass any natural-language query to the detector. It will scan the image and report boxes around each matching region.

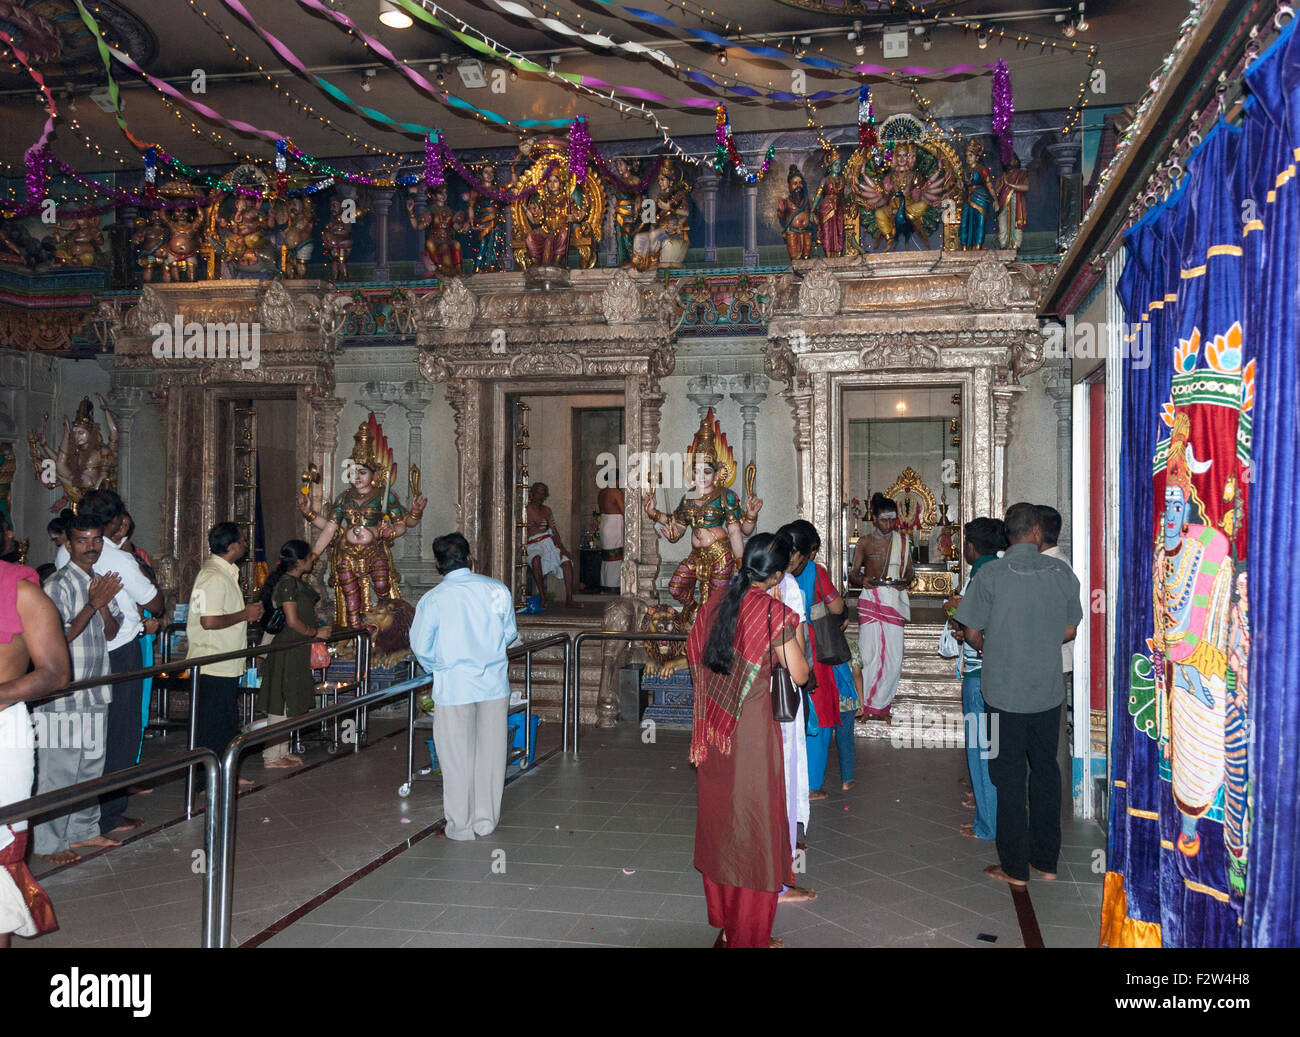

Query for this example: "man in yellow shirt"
[186,523,262,789]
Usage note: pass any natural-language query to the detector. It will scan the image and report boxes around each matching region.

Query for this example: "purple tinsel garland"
[992,60,1015,165]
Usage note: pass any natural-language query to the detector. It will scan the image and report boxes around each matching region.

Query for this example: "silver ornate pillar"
[1044,357,1074,548]
[694,172,720,263]
[370,190,394,282]
[728,373,769,477]
[106,386,146,505]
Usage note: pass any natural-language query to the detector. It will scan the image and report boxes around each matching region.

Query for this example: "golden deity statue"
[509,138,605,271]
[299,413,426,633]
[27,395,118,509]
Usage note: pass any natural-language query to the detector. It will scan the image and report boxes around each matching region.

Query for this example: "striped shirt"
[44,563,119,709]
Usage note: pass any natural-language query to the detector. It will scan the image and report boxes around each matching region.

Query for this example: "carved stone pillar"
[370,189,394,282]
[742,181,760,269]
[782,375,814,521]
[1046,140,1082,176]
[106,386,146,505]
[727,373,769,478]
[307,390,345,535]
[1044,358,1074,548]
[694,172,720,263]
[396,386,428,562]
[358,380,396,427]
[684,374,723,422]
[444,378,484,562]
[990,383,1024,520]
[631,374,664,599]
[503,206,516,272]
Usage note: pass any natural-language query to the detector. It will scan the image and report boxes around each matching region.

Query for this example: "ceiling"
[0,0,1193,176]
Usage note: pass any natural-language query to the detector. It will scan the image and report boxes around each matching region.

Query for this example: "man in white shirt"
[409,533,518,841]
[57,490,163,837]
[1037,505,1077,818]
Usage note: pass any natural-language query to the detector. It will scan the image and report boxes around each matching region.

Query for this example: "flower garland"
[992,60,1015,165]
[714,105,776,183]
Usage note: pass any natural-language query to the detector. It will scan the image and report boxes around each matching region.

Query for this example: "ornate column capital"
[727,372,770,411]
[684,374,724,420]
[990,383,1023,449]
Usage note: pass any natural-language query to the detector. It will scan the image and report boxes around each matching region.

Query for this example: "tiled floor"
[261,725,1105,949]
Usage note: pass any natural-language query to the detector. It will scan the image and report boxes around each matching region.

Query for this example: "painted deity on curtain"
[1130,324,1253,904]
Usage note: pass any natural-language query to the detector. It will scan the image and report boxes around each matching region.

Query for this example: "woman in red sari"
[689,533,811,948]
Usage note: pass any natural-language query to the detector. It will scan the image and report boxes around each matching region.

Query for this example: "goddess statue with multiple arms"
[643,409,762,624]
[851,141,947,252]
[298,413,427,632]
[27,395,118,509]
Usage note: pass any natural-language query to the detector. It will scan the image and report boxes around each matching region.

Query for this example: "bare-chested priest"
[849,493,913,722]
[525,483,581,609]
[0,559,70,944]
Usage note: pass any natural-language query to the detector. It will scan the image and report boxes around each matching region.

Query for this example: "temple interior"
[0,0,1295,958]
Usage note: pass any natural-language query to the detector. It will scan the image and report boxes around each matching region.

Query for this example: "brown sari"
[688,586,799,893]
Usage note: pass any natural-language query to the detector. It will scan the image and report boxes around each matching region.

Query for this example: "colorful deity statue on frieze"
[299,413,426,636]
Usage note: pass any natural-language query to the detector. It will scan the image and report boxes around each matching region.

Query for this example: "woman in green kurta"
[258,540,332,768]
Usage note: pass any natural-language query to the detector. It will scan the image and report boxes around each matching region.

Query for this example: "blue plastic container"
[507,713,541,766]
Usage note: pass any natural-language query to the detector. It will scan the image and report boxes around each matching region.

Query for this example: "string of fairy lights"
[1,0,1106,209]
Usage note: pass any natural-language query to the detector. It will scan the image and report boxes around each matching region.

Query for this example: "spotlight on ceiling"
[977,30,989,49]
[547,54,561,76]
[921,31,932,51]
[379,0,413,30]
[361,68,377,92]
[717,48,728,66]
[1062,20,1077,38]
[855,41,866,57]
[1075,2,1089,32]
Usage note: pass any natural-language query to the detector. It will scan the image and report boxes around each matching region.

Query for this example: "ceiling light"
[895,400,908,413]
[361,68,376,92]
[717,48,728,66]
[1076,2,1089,32]
[977,30,989,49]
[1062,20,1077,38]
[855,41,866,57]
[921,31,932,51]
[379,0,413,30]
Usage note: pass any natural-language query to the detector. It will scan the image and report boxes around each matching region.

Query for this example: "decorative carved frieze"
[965,254,1015,310]
[600,268,641,325]
[798,260,843,316]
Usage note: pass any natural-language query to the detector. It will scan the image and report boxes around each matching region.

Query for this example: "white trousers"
[432,697,509,841]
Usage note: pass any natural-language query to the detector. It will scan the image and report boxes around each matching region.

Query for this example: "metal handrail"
[570,630,688,756]
[214,671,430,947]
[0,748,223,947]
[38,626,369,699]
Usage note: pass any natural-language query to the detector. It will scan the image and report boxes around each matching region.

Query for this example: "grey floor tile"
[518,885,601,914]
[354,900,446,931]
[566,915,650,946]
[540,865,618,890]
[260,922,344,948]
[585,889,668,919]
[494,910,586,940]
[402,931,487,947]
[326,925,417,948]
[424,905,516,935]
[302,897,386,926]
[636,921,718,948]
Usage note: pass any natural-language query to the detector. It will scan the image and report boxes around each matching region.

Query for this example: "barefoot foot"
[70,835,122,850]
[984,864,1028,887]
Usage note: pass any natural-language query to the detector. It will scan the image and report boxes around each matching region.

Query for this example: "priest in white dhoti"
[525,483,580,609]
[849,494,912,723]
[597,483,624,592]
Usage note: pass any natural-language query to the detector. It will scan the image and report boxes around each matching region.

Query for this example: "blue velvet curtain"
[1107,22,1299,947]
[1240,19,1300,949]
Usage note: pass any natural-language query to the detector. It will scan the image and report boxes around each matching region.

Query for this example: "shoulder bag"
[768,600,800,723]
[809,596,852,665]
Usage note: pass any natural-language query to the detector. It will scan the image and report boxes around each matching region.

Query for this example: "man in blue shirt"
[409,533,518,841]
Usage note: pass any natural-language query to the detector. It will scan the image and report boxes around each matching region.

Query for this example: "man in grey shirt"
[955,502,1082,887]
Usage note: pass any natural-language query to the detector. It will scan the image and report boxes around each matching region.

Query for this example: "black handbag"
[768,601,800,723]
[264,607,286,636]
[810,599,852,665]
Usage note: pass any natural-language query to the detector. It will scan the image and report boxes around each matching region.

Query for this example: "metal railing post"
[523,649,533,767]
[216,737,242,948]
[200,755,221,948]
[186,665,201,819]
[572,634,583,758]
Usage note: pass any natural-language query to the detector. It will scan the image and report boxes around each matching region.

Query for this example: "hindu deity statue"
[643,409,762,625]
[519,170,575,269]
[610,156,643,268]
[851,141,948,252]
[1151,412,1233,859]
[812,155,847,258]
[0,442,15,538]
[159,198,205,282]
[216,194,278,275]
[995,153,1029,251]
[959,139,995,250]
[53,213,105,267]
[776,165,813,262]
[299,413,427,633]
[27,395,118,509]
[630,161,691,271]
[408,185,465,278]
[275,196,316,279]
[322,195,368,282]
[131,210,168,283]
[464,165,506,273]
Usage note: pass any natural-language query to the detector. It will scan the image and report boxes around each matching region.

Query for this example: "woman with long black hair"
[688,532,810,948]
[258,540,331,768]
